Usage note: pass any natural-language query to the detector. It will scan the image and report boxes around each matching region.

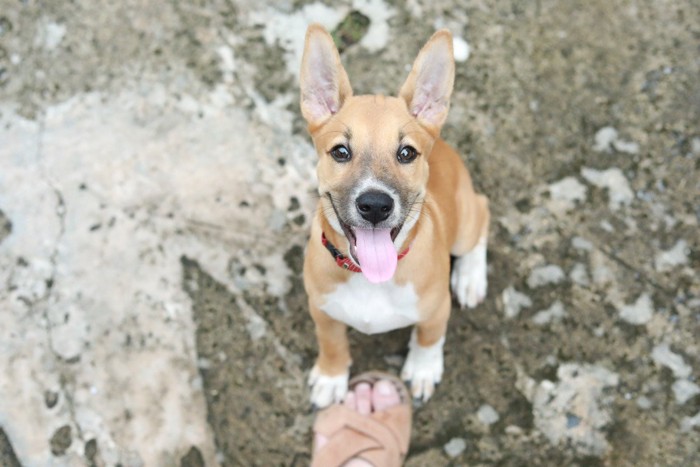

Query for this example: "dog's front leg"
[308,303,352,408]
[401,294,451,402]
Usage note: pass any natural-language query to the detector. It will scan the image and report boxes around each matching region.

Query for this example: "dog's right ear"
[300,24,353,129]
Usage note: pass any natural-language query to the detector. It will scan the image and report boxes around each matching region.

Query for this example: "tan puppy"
[300,25,490,407]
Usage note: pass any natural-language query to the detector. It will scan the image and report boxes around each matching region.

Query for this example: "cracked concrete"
[1,0,699,465]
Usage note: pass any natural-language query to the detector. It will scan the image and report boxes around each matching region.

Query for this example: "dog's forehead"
[339,96,413,144]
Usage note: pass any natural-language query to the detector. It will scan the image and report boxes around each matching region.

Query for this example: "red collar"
[321,232,410,273]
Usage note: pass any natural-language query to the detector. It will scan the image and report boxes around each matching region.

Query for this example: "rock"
[50,425,72,456]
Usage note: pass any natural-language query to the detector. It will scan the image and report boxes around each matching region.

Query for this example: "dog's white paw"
[451,239,488,308]
[401,331,444,402]
[308,365,349,408]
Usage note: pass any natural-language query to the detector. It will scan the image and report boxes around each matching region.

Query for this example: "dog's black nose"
[356,191,394,225]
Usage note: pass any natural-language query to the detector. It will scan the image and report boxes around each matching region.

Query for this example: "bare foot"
[313,379,402,467]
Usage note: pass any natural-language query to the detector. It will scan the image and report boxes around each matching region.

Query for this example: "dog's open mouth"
[339,220,402,261]
[339,220,403,283]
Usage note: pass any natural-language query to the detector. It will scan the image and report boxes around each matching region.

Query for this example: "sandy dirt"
[0,0,698,465]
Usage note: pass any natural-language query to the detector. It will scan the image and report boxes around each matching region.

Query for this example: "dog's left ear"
[300,24,353,129]
[399,30,455,131]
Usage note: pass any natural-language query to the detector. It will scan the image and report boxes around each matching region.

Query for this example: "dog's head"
[300,25,455,283]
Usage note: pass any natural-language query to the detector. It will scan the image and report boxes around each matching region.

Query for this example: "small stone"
[180,446,205,467]
[505,425,523,435]
[443,437,467,458]
[672,379,700,405]
[618,293,654,325]
[651,343,691,379]
[44,390,59,409]
[572,236,593,251]
[50,425,72,456]
[527,265,565,288]
[566,413,581,428]
[477,404,500,425]
[452,36,470,62]
[636,396,652,410]
[85,439,98,464]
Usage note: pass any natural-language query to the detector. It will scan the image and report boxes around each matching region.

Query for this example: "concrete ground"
[1,0,698,465]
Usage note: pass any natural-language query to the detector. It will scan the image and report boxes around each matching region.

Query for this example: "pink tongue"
[355,228,397,283]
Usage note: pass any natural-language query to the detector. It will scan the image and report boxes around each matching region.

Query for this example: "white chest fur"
[320,274,420,335]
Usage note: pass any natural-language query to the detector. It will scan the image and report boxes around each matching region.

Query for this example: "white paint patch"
[569,263,590,287]
[651,343,691,379]
[516,363,619,457]
[592,126,639,154]
[681,411,700,432]
[451,238,488,308]
[654,239,689,272]
[592,126,618,152]
[672,380,700,405]
[250,0,394,77]
[581,167,634,210]
[532,301,567,325]
[401,330,444,402]
[354,0,395,52]
[618,293,654,325]
[527,264,565,288]
[320,274,420,335]
[216,45,236,83]
[250,3,346,76]
[452,36,470,62]
[548,176,588,211]
[0,87,315,465]
[590,250,614,285]
[502,286,532,319]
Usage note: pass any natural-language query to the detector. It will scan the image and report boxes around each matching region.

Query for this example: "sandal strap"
[312,405,409,467]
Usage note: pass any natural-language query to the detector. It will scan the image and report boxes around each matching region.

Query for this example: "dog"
[300,24,490,407]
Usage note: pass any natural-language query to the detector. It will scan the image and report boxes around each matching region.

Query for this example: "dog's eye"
[329,145,352,162]
[397,146,419,164]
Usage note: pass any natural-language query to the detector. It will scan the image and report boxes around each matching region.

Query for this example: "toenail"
[377,381,392,395]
